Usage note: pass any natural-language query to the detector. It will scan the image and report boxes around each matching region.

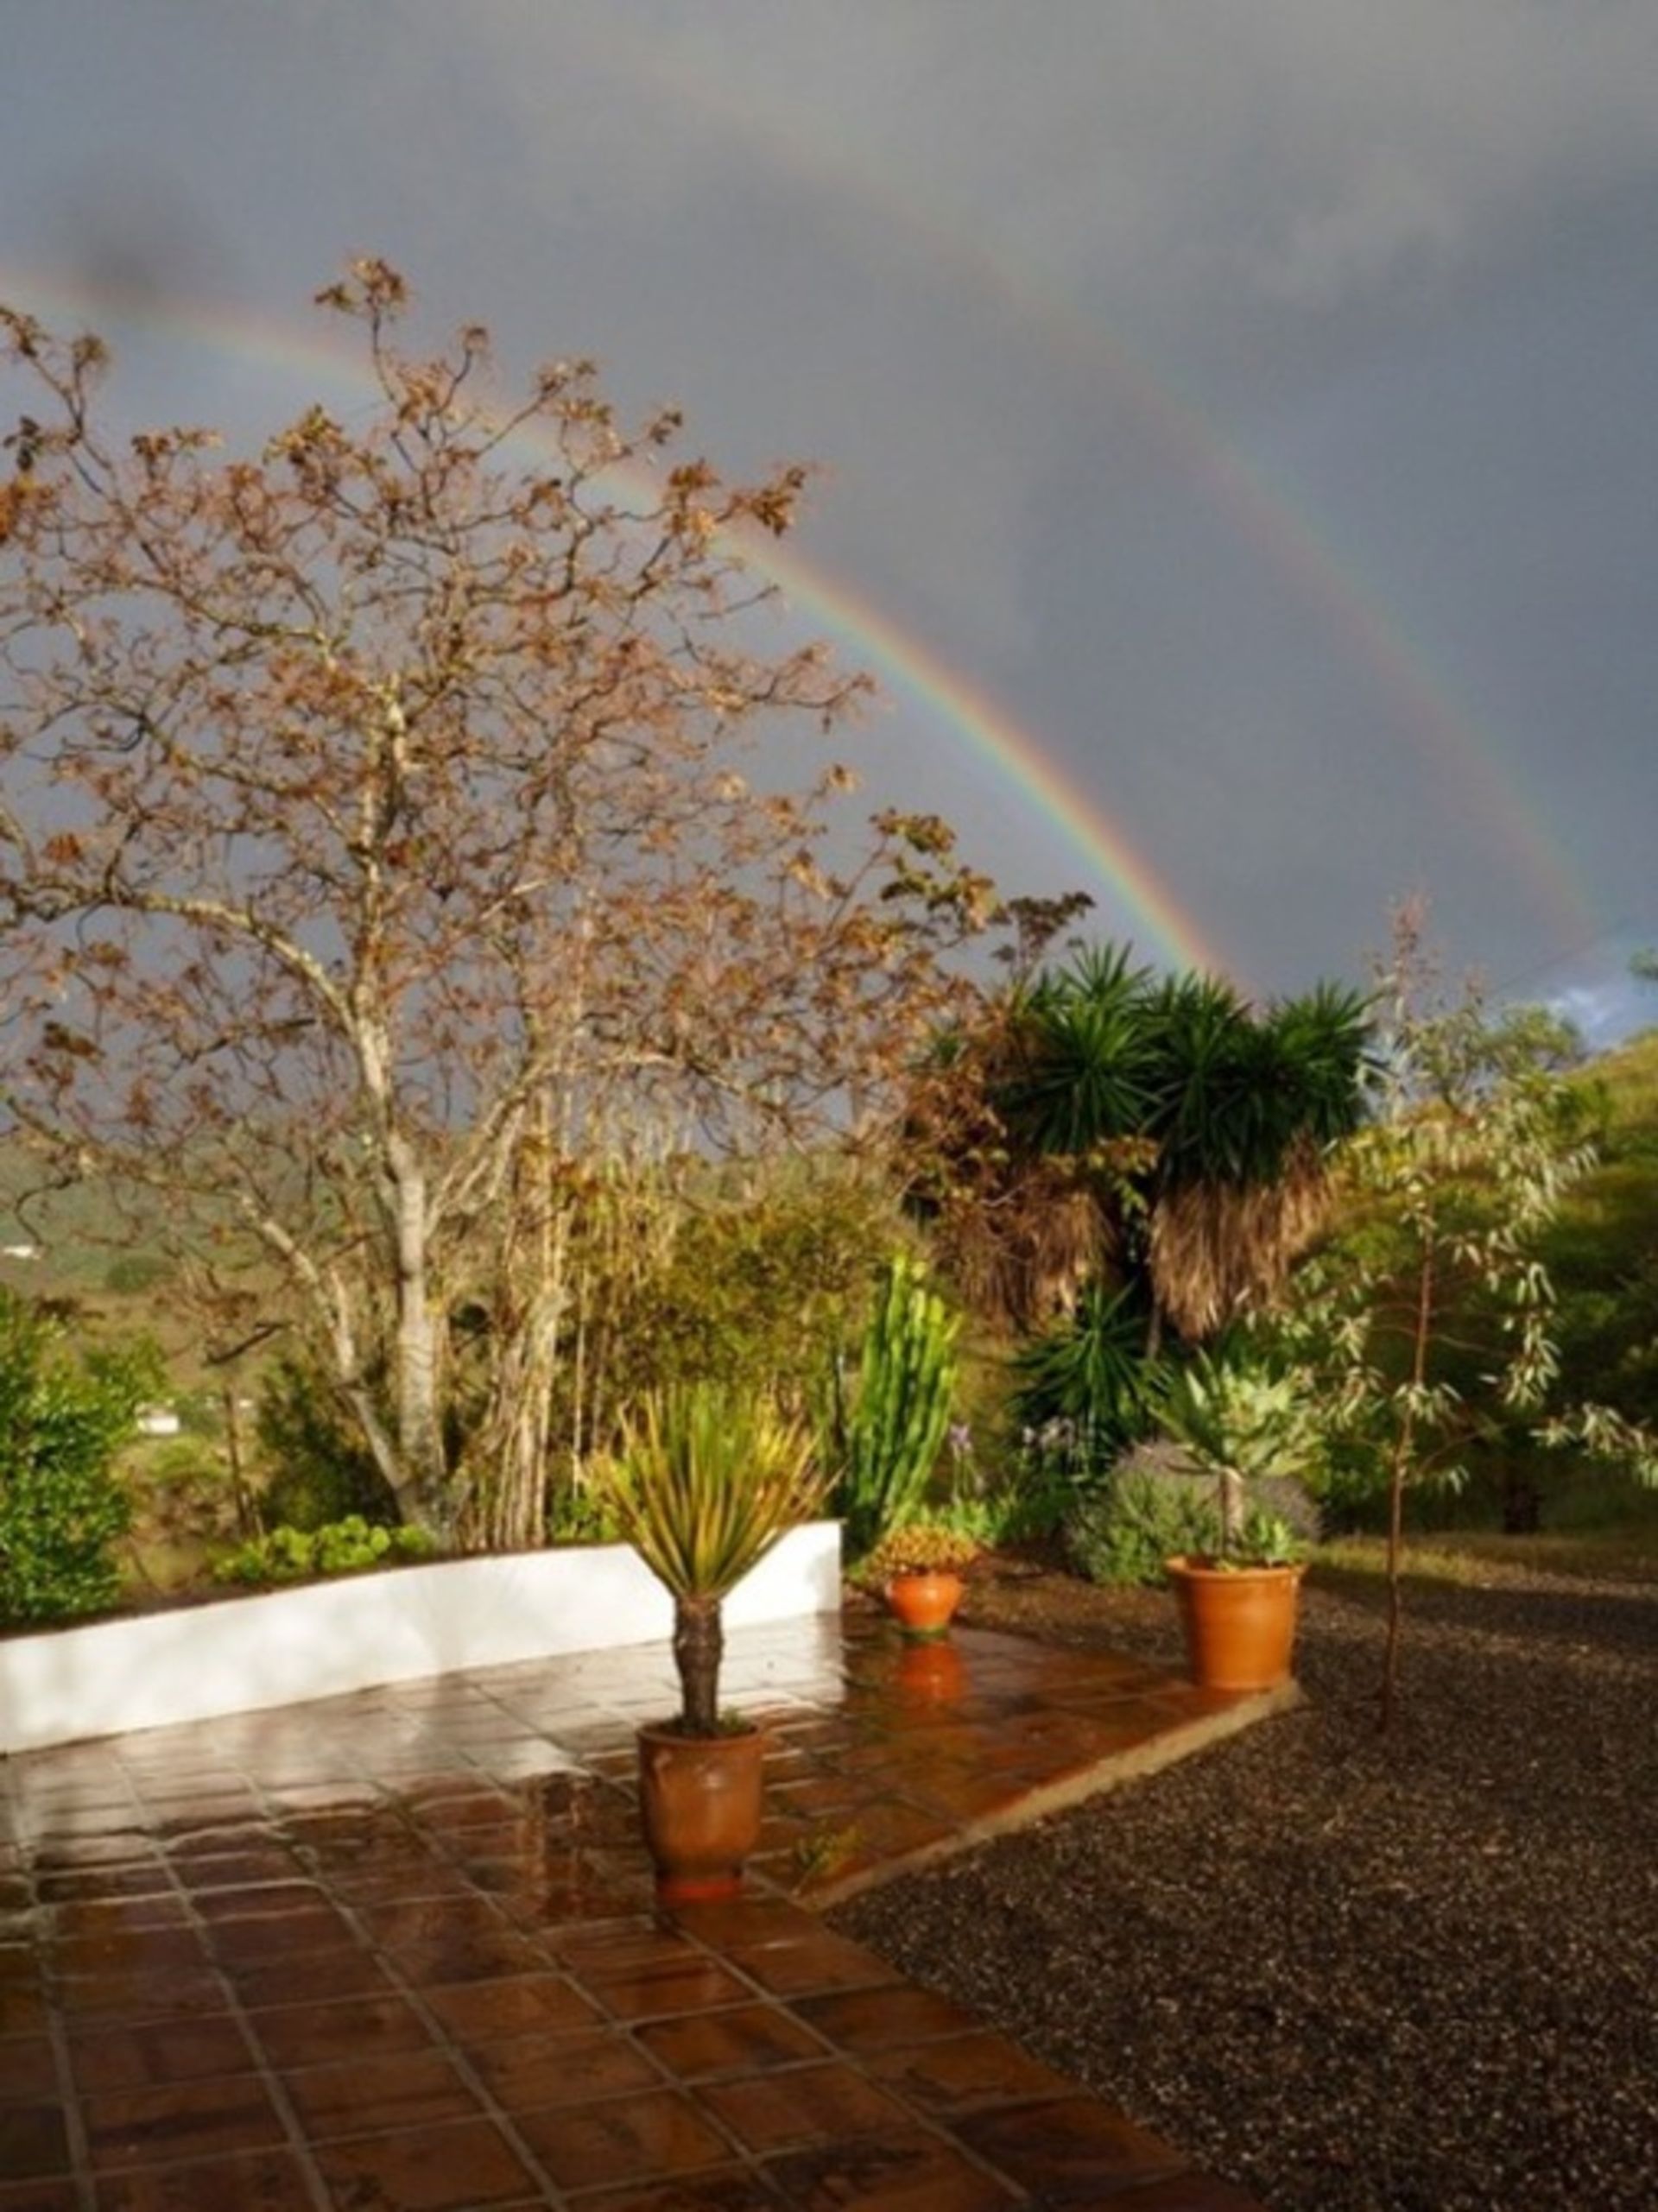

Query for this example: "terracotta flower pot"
[636,1721,767,1904]
[1165,1555,1305,1692]
[884,1567,963,1640]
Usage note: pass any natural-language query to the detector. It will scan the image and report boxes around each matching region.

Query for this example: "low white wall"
[0,1521,842,1756]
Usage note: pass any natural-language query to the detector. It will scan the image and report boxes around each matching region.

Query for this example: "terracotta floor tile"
[66,2013,254,2095]
[953,2094,1192,2202]
[699,2058,912,2154]
[465,2024,661,2110]
[218,1947,392,2010]
[512,2087,733,2192]
[760,2126,1022,2210]
[242,1989,437,2070]
[0,2177,81,2210]
[0,2038,59,2100]
[80,2073,286,2172]
[185,1878,321,1919]
[202,1909,356,1965]
[312,2117,541,2209]
[571,1956,756,2023]
[715,1931,900,2000]
[90,2148,322,2210]
[279,2047,484,2139]
[0,1990,47,2038]
[634,2001,826,2082]
[0,2104,70,2182]
[792,1982,983,2056]
[370,1927,554,1989]
[868,2027,1081,2115]
[52,1969,228,2028]
[570,2171,788,2210]
[420,1970,602,2045]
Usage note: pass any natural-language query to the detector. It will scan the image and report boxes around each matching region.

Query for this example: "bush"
[1011,1283,1169,1476]
[212,1515,436,1587]
[1066,1465,1222,1587]
[254,1353,399,1531]
[0,1292,161,1626]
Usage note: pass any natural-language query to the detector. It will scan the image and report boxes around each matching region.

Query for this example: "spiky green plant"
[594,1383,823,1735]
[1156,1348,1325,1560]
[828,1255,960,1559]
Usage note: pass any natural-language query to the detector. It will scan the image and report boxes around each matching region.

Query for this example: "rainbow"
[560,17,1599,952]
[0,265,1234,978]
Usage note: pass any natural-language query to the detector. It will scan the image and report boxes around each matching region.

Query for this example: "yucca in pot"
[595,1382,824,1736]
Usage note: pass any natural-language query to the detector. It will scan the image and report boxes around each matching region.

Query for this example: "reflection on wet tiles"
[0,1610,1276,2209]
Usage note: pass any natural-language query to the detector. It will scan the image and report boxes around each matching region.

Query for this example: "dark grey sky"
[4,1,1655,1033]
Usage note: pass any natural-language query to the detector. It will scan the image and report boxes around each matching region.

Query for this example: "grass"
[1314,1522,1658,1589]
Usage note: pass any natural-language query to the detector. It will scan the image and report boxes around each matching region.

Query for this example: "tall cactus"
[831,1255,960,1558]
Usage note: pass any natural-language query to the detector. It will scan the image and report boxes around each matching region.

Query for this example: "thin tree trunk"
[387,1136,452,1541]
[1380,1244,1434,1733]
[673,1593,724,1737]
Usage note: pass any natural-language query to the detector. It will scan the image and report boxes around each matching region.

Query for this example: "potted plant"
[1155,1349,1322,1691]
[860,1514,982,1640]
[592,1381,824,1903]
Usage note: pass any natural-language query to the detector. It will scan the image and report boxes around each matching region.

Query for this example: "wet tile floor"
[1,1610,1282,2208]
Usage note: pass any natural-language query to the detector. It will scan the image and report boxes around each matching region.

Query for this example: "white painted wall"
[0,1522,841,1756]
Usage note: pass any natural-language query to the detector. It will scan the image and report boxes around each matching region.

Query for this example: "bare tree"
[0,261,995,1545]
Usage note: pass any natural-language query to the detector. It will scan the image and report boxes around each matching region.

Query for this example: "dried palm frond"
[1149,1139,1332,1340]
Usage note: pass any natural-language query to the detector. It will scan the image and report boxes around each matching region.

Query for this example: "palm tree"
[914,949,1374,1349]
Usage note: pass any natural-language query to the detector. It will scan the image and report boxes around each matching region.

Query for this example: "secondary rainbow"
[571,19,1598,950]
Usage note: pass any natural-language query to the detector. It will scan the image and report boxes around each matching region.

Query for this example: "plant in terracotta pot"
[592,1381,824,1901]
[1155,1349,1323,1692]
[860,1514,982,1640]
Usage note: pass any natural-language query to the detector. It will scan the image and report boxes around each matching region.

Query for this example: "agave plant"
[1156,1348,1325,1563]
[594,1383,823,1735]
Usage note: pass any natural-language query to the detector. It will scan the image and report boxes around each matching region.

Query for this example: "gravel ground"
[831,1557,1658,2212]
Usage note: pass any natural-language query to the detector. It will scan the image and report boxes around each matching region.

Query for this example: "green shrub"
[1066,1467,1221,1587]
[212,1515,436,1587]
[1011,1283,1169,1476]
[254,1353,398,1530]
[0,1292,161,1626]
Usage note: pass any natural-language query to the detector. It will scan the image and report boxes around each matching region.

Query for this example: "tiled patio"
[1,1608,1284,2209]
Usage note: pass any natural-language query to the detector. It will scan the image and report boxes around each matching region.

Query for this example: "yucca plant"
[594,1382,824,1735]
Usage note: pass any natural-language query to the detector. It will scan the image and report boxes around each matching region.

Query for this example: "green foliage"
[602,1168,901,1406]
[592,1380,824,1735]
[103,1253,171,1296]
[212,1516,436,1587]
[1067,1470,1221,1587]
[592,1382,823,1604]
[254,1352,398,1531]
[0,1292,161,1626]
[1158,1347,1326,1483]
[1275,908,1655,1721]
[1011,1282,1168,1472]
[826,1255,960,1558]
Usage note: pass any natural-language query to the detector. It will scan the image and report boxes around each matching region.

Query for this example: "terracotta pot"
[884,1568,963,1640]
[636,1721,767,1904]
[1165,1555,1305,1692]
